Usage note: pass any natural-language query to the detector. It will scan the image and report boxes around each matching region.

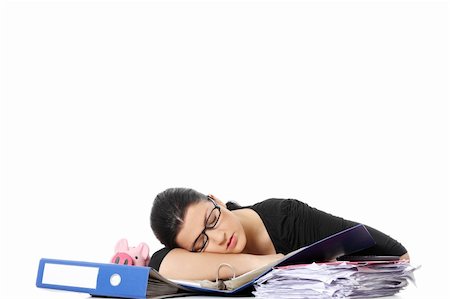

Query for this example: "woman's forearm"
[158,248,283,280]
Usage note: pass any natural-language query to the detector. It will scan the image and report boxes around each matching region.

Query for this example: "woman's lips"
[227,234,237,250]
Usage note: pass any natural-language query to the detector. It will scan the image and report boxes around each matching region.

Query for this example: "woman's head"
[150,187,247,253]
[150,188,206,249]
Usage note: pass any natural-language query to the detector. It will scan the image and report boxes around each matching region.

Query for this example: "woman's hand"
[400,252,410,261]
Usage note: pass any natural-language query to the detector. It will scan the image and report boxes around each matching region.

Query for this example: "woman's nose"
[207,230,227,245]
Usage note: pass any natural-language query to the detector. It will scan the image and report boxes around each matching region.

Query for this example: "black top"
[149,198,407,271]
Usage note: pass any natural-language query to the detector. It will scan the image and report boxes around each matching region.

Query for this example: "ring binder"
[216,263,236,280]
[216,263,236,290]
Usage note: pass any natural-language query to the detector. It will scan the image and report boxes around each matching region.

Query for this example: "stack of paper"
[253,260,418,299]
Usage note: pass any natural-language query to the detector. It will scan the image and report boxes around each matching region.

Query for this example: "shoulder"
[149,247,171,271]
[247,198,311,223]
[251,198,309,213]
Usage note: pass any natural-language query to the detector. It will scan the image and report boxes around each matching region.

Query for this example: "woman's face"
[175,196,247,254]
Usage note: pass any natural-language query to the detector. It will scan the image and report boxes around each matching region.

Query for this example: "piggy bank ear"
[114,238,129,252]
[137,242,150,259]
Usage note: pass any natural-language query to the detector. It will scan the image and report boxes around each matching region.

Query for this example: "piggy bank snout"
[111,252,134,265]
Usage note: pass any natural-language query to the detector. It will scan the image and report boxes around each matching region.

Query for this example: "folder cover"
[36,258,150,299]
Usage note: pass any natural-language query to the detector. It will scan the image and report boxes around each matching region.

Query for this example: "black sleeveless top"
[149,198,407,270]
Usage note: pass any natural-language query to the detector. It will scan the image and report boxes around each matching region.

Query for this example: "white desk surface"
[30,281,439,299]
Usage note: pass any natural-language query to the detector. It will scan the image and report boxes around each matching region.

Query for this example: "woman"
[150,188,409,280]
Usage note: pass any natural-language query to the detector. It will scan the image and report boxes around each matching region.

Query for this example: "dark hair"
[226,201,242,210]
[150,187,208,249]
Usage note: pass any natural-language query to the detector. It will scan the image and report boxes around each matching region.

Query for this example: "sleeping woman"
[149,187,409,280]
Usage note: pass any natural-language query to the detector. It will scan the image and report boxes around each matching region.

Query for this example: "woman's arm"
[400,252,410,260]
[159,248,283,280]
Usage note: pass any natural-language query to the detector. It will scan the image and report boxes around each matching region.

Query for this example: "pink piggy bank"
[111,238,150,266]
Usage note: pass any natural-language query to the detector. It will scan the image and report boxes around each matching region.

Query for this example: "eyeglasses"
[191,196,221,252]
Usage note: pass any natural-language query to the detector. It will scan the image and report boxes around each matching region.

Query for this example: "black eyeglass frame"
[191,196,222,252]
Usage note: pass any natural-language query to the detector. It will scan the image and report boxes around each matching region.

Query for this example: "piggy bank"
[111,238,150,266]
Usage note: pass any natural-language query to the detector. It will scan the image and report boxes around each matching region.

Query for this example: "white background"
[0,0,448,298]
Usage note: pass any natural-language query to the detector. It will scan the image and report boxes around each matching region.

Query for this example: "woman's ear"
[208,194,227,209]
